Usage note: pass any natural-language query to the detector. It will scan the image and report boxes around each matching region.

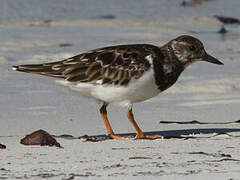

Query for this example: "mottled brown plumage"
[14,44,160,86]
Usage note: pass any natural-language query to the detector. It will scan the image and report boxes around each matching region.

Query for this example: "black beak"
[203,53,224,65]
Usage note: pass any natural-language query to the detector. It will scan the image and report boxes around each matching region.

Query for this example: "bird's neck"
[153,46,184,91]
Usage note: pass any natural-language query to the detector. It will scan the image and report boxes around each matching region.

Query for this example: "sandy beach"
[0,0,240,179]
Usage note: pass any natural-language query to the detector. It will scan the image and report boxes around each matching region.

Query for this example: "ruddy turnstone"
[13,35,223,139]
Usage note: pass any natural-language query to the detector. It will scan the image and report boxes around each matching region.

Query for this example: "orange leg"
[100,103,132,139]
[127,107,161,139]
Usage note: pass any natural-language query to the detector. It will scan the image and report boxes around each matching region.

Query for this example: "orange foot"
[108,134,134,139]
[135,133,162,139]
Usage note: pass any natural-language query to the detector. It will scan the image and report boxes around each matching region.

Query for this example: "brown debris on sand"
[79,135,102,142]
[0,144,6,149]
[20,129,62,148]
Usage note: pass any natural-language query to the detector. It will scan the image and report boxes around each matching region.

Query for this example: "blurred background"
[0,0,240,137]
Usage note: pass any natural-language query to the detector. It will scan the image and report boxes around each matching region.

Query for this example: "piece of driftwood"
[20,129,62,148]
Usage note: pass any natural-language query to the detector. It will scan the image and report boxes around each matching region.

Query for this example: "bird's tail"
[12,63,64,78]
[13,64,45,73]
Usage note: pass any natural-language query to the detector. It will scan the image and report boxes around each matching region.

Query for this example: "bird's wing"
[13,44,159,86]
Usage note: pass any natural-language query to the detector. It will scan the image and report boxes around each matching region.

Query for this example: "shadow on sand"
[55,128,240,142]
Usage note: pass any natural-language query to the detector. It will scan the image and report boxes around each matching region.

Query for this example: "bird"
[12,35,223,139]
[214,15,240,25]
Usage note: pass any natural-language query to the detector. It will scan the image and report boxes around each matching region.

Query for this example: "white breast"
[56,68,161,107]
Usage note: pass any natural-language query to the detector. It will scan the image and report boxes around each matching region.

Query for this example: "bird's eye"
[189,45,196,51]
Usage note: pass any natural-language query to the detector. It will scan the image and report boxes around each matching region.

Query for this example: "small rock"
[20,129,62,148]
[0,144,6,149]
[99,15,116,19]
[181,0,203,7]
[59,43,73,47]
[181,0,192,6]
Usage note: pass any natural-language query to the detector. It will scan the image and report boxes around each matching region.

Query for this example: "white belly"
[56,69,161,107]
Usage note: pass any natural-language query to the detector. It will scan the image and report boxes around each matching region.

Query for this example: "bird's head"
[169,35,223,67]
